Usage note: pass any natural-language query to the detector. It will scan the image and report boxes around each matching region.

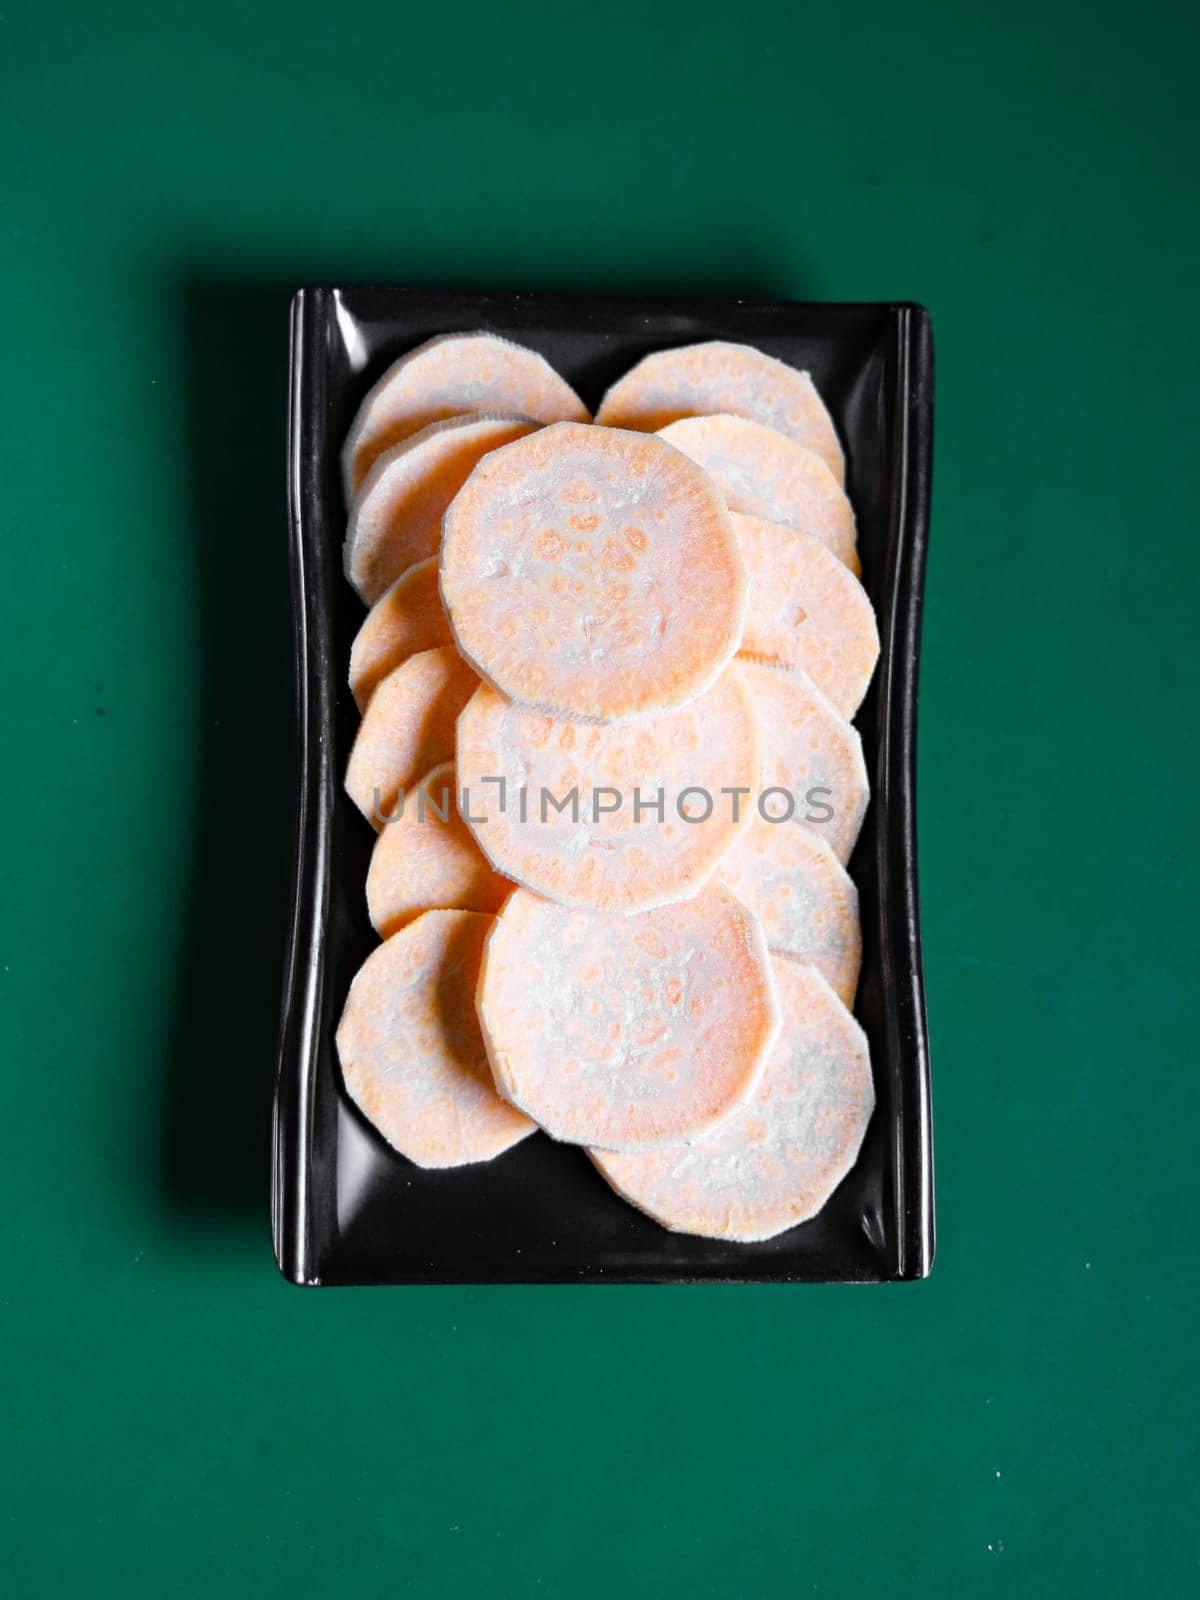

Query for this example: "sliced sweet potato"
[591,959,874,1240]
[336,909,535,1168]
[455,666,762,912]
[739,658,869,865]
[477,884,781,1150]
[345,415,540,604]
[731,512,878,715]
[366,761,511,937]
[658,415,859,574]
[718,824,861,1006]
[344,645,477,829]
[595,341,844,483]
[349,557,454,712]
[342,332,589,501]
[440,422,747,723]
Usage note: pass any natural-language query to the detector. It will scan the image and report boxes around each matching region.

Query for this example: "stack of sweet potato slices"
[334,331,878,1239]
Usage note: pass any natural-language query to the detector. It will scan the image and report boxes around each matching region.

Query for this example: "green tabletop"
[2,2,1196,1594]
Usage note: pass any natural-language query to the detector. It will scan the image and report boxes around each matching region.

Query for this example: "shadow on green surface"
[163,278,296,1222]
[163,252,811,1228]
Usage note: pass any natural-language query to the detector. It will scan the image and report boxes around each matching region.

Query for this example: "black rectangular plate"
[274,287,934,1285]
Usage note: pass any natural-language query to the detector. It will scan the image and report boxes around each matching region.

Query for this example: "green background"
[2,0,1196,1593]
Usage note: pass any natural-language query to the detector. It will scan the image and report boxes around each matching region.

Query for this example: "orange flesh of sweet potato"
[737,658,869,866]
[591,959,873,1239]
[366,762,511,937]
[477,884,781,1151]
[658,415,859,575]
[440,422,747,723]
[454,666,762,913]
[596,341,844,484]
[344,645,478,829]
[731,512,878,715]
[345,414,542,604]
[342,331,589,502]
[349,556,454,712]
[717,825,861,1006]
[336,909,535,1167]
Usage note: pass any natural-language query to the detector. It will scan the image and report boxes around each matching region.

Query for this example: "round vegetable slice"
[345,414,541,603]
[336,909,535,1168]
[366,762,511,938]
[342,332,589,501]
[349,557,454,712]
[591,959,874,1240]
[739,658,869,865]
[731,512,879,715]
[658,415,859,574]
[595,341,845,483]
[440,422,747,723]
[477,884,781,1151]
[718,824,861,1006]
[455,666,762,912]
[344,645,478,829]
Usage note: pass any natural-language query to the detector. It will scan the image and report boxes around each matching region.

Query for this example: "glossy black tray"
[274,287,934,1285]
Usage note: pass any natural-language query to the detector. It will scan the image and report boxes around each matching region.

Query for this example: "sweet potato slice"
[349,557,454,711]
[440,422,747,723]
[591,959,874,1240]
[344,645,477,829]
[477,884,781,1151]
[718,825,861,1006]
[336,909,535,1168]
[366,762,511,937]
[342,333,589,501]
[739,658,869,865]
[345,415,540,603]
[658,415,859,574]
[455,666,762,912]
[595,341,844,483]
[731,512,878,715]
